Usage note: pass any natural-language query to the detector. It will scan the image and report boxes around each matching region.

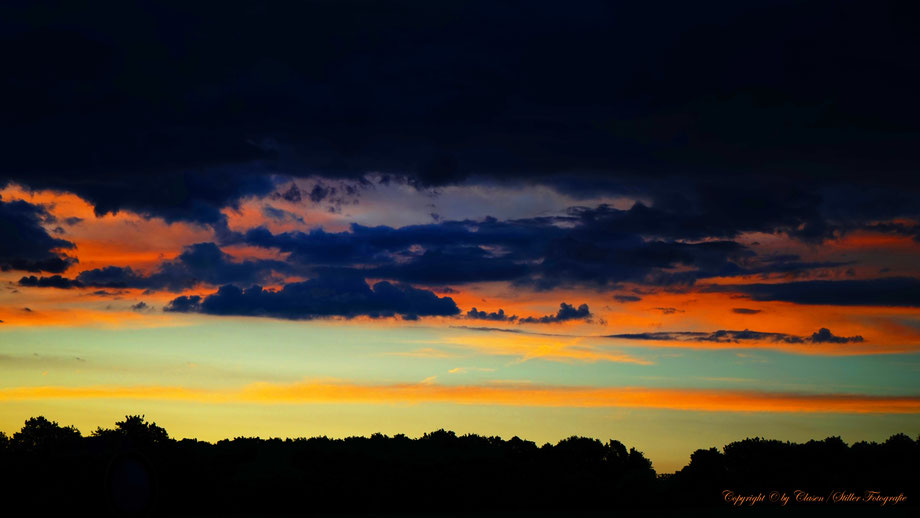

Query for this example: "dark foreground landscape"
[0,415,915,516]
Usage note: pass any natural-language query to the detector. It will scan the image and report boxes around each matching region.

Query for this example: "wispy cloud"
[381,347,459,359]
[447,367,496,374]
[441,333,653,365]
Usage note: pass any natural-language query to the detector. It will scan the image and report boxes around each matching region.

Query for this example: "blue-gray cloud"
[608,328,864,344]
[18,275,83,289]
[732,308,762,315]
[520,303,592,324]
[164,276,459,320]
[708,278,920,307]
[21,242,288,292]
[466,308,517,322]
[0,197,76,273]
[240,218,843,291]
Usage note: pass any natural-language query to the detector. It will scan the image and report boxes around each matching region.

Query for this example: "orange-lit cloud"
[596,289,920,355]
[3,183,919,359]
[0,183,213,272]
[223,197,345,234]
[0,304,200,329]
[1,380,918,414]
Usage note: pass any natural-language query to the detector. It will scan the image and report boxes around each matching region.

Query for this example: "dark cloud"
[861,221,920,242]
[274,184,303,203]
[5,168,274,227]
[164,276,459,320]
[163,295,202,313]
[243,218,556,265]
[2,0,917,233]
[130,301,149,312]
[451,326,526,335]
[286,179,368,213]
[0,197,76,273]
[709,278,920,307]
[309,184,331,204]
[532,207,850,288]
[18,275,84,289]
[261,206,304,224]
[449,325,574,338]
[810,327,864,344]
[610,329,802,343]
[520,303,592,324]
[92,289,121,296]
[11,243,285,297]
[242,216,838,290]
[566,197,827,242]
[652,307,683,315]
[466,308,517,322]
[0,0,914,338]
[74,266,153,290]
[732,308,762,315]
[608,328,865,344]
[530,236,760,290]
[241,219,551,283]
[373,247,531,285]
[75,242,288,292]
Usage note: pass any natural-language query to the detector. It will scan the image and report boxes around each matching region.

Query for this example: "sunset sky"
[2,0,919,472]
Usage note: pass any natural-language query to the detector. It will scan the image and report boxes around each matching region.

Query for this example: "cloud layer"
[608,328,865,345]
[2,0,918,236]
[709,278,920,307]
[164,276,459,320]
[0,197,75,273]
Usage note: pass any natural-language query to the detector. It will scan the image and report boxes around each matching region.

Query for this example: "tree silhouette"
[1,415,916,514]
[93,414,169,449]
[11,416,81,452]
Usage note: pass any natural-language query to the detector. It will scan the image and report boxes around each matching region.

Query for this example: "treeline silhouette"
[0,415,915,516]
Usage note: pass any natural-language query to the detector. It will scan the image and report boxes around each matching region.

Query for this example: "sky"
[1,0,919,472]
